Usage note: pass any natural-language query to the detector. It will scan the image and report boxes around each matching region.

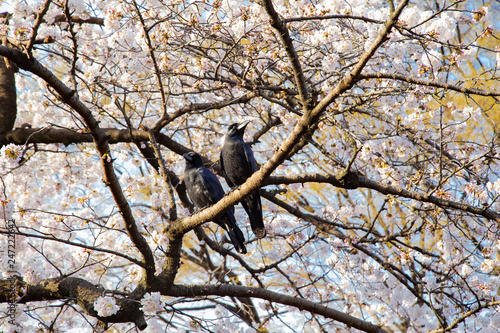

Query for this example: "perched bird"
[220,122,266,238]
[183,151,247,254]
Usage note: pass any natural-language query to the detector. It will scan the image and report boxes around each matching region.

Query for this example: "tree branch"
[0,230,145,267]
[0,53,16,135]
[0,276,147,330]
[358,72,500,96]
[310,0,409,121]
[53,14,104,26]
[284,14,384,24]
[151,92,257,132]
[265,173,500,223]
[26,0,52,54]
[147,129,177,221]
[0,45,156,313]
[136,0,409,238]
[167,284,389,333]
[428,301,500,333]
[261,0,311,109]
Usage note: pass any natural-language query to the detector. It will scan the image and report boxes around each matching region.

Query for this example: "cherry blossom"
[94,296,121,317]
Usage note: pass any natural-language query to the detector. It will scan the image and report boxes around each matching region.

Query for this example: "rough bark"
[0,56,16,134]
[0,276,147,330]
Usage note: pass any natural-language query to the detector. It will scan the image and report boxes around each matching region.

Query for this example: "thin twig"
[26,0,53,55]
[146,127,178,222]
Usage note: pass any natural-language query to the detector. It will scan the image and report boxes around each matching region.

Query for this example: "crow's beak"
[237,120,250,131]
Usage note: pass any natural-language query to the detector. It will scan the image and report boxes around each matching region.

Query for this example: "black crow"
[183,152,247,254]
[220,122,266,238]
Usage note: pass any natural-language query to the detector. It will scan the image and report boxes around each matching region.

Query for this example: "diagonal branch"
[310,0,409,121]
[428,300,500,333]
[147,129,177,221]
[26,0,52,54]
[261,0,311,109]
[0,45,156,288]
[355,174,500,222]
[132,0,168,125]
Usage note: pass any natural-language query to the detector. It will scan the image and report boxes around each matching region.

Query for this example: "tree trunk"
[0,56,17,134]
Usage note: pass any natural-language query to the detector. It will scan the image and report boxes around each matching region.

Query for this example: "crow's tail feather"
[227,227,247,254]
[242,192,266,239]
[219,212,247,254]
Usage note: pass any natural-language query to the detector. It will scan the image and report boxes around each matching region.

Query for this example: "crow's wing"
[221,138,253,186]
[243,140,258,174]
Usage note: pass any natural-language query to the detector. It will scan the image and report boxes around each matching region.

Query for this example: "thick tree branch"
[1,274,389,332]
[53,14,104,25]
[265,173,500,223]
[0,276,146,329]
[0,127,192,156]
[166,284,388,333]
[156,235,183,291]
[0,54,16,134]
[0,11,104,26]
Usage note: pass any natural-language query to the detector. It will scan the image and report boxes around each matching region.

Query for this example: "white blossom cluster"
[94,296,120,317]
